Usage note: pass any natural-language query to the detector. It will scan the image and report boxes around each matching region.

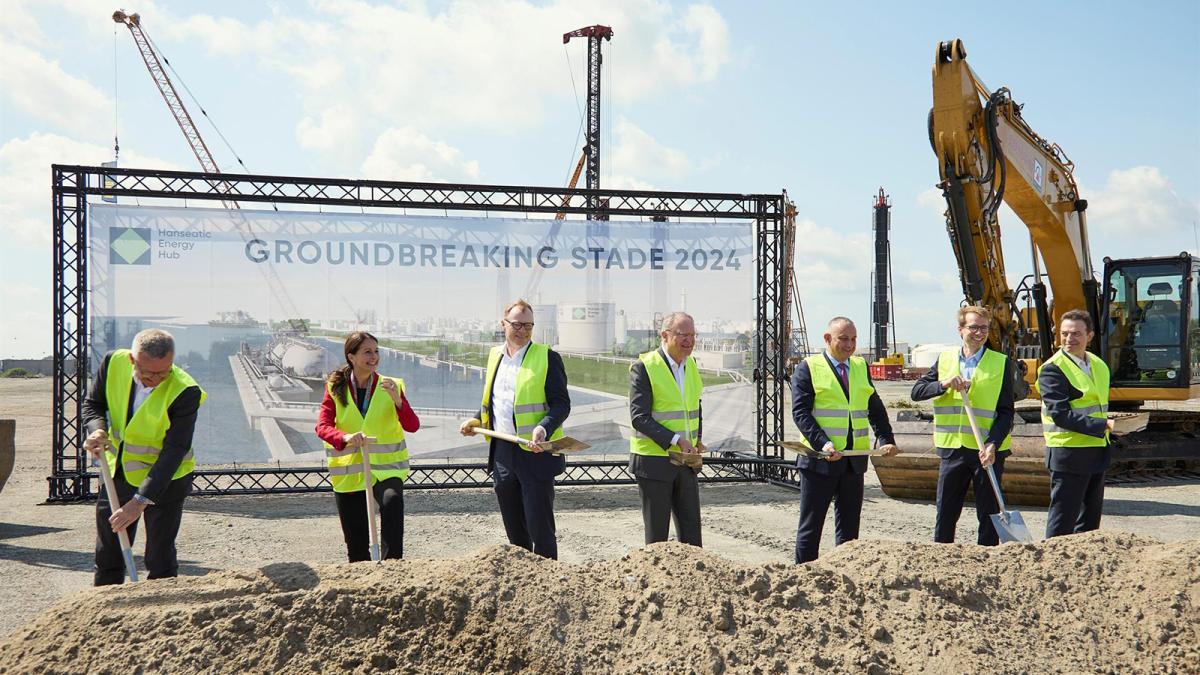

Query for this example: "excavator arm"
[930,39,1099,364]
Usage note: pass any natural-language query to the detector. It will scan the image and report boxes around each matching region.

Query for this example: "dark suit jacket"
[1037,359,1112,474]
[909,347,1016,459]
[628,348,704,481]
[479,344,570,479]
[81,350,203,502]
[790,353,894,476]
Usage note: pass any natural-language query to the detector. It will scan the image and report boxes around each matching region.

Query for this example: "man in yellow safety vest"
[910,305,1016,545]
[1038,309,1116,538]
[82,328,205,585]
[460,300,571,559]
[791,317,898,563]
[628,311,705,547]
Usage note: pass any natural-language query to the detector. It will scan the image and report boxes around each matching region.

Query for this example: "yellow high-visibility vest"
[104,349,206,487]
[1039,350,1110,448]
[324,375,411,492]
[797,354,872,452]
[481,343,564,448]
[931,348,1013,451]
[629,350,702,457]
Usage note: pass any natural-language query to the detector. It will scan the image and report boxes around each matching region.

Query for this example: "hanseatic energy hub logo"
[109,227,152,265]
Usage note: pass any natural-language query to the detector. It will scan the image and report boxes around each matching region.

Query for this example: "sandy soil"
[1,378,1198,671]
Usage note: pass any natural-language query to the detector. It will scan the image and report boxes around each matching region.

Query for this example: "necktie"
[837,363,849,392]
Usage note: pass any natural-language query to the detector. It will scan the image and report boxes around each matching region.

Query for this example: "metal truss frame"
[49,165,790,500]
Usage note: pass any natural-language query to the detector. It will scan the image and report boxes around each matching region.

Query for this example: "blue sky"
[2,0,1197,358]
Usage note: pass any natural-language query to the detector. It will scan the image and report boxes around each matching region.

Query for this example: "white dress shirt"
[131,377,154,415]
[1064,350,1092,378]
[492,342,530,436]
[664,350,689,447]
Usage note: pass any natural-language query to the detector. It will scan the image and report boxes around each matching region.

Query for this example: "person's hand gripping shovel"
[88,435,138,582]
[352,434,383,562]
[961,403,1034,543]
[463,424,591,455]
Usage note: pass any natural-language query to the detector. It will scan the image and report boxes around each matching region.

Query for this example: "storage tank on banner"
[556,303,615,354]
[533,304,558,347]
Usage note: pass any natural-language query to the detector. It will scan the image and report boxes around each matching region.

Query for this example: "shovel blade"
[989,509,1035,543]
[547,436,591,453]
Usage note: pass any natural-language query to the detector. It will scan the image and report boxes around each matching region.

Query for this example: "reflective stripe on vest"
[104,349,206,488]
[324,375,411,492]
[629,350,703,456]
[480,343,564,449]
[796,355,872,452]
[930,348,1013,451]
[1038,350,1111,448]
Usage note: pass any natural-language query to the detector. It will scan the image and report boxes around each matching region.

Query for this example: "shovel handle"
[358,439,382,562]
[96,447,139,583]
[961,401,1010,515]
[471,427,526,446]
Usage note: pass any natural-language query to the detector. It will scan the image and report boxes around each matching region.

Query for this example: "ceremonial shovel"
[471,427,591,455]
[97,445,138,582]
[961,404,1035,543]
[358,436,382,562]
[780,441,887,458]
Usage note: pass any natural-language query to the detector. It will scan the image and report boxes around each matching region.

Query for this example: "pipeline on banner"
[244,240,743,271]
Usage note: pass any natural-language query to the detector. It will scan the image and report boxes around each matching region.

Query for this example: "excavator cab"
[1101,253,1199,395]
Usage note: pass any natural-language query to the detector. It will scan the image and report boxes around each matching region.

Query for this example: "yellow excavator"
[875,39,1198,503]
[929,39,1198,404]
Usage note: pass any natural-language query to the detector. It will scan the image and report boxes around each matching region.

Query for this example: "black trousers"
[795,467,863,564]
[492,441,558,559]
[1046,470,1105,538]
[934,449,1008,546]
[334,477,405,562]
[94,472,192,586]
[635,469,702,547]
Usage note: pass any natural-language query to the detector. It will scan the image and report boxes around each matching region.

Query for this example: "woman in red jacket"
[315,331,419,561]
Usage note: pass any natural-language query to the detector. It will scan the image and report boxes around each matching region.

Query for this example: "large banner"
[88,203,754,465]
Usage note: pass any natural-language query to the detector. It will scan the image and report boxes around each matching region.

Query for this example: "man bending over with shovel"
[82,329,206,585]
[910,305,1016,546]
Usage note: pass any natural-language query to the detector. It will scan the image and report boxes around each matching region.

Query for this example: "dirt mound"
[1,531,1196,674]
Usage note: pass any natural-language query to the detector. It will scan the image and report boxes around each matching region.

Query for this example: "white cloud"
[610,117,691,184]
[916,187,946,218]
[790,217,872,298]
[359,127,480,182]
[0,40,112,136]
[0,133,177,244]
[296,104,361,153]
[152,0,732,140]
[1085,166,1199,237]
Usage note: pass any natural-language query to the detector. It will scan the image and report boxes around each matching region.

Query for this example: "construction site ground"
[1,377,1197,669]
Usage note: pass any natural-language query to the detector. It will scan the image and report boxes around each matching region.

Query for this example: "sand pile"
[1,531,1195,674]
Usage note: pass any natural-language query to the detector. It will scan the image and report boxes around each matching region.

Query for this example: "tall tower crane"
[113,9,312,329]
[563,24,613,218]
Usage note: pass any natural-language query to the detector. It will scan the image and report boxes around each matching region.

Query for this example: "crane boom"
[931,38,1098,360]
[112,9,322,329]
[113,11,222,177]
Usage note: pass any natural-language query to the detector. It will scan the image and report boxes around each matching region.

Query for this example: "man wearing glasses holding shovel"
[460,300,571,559]
[81,329,205,584]
[910,306,1016,546]
[791,317,898,563]
[628,311,705,547]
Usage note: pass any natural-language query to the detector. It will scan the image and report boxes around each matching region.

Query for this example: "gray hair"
[131,329,175,359]
[660,311,695,333]
[826,316,855,331]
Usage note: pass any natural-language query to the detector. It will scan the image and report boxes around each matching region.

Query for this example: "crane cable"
[112,25,120,162]
[562,44,586,191]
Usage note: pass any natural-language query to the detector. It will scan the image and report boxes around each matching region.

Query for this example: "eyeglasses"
[962,325,989,333]
[669,332,697,339]
[504,320,535,331]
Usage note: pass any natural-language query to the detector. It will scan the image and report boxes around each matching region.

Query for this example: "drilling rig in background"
[868,187,903,379]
